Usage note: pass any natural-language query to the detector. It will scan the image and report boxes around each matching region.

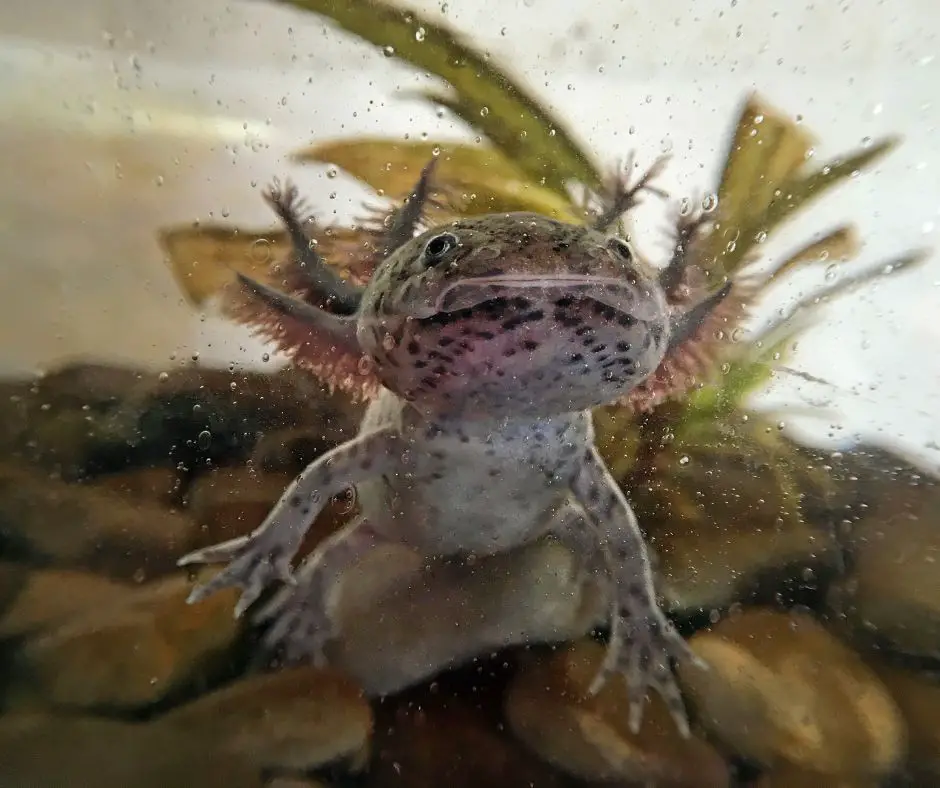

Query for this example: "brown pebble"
[677,607,905,778]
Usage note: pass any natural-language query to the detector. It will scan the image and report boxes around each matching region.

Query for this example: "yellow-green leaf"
[294,138,581,220]
[276,0,602,196]
[158,225,291,307]
[715,93,817,233]
[766,225,860,284]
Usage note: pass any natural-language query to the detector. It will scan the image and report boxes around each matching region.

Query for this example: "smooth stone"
[164,666,373,774]
[828,467,940,659]
[184,466,352,559]
[630,444,840,615]
[871,661,940,781]
[329,538,606,697]
[0,463,196,580]
[0,713,266,788]
[0,563,131,639]
[11,571,243,712]
[755,764,881,787]
[93,467,182,506]
[678,607,905,777]
[366,687,575,788]
[505,640,729,787]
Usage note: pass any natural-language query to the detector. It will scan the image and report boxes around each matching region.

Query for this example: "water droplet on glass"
[197,430,212,450]
[326,167,338,179]
[479,106,489,117]
[158,371,169,382]
[357,355,375,375]
[824,263,839,281]
[249,238,271,263]
[382,46,395,57]
[701,193,719,213]
[262,352,271,363]
[755,230,767,244]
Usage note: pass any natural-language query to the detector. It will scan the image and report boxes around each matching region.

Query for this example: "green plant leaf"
[691,91,898,278]
[293,138,581,220]
[275,0,602,195]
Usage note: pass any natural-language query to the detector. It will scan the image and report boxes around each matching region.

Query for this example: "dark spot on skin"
[414,360,427,369]
[430,450,446,460]
[488,468,499,477]
[438,336,454,347]
[616,341,632,352]
[582,337,596,347]
[552,242,570,253]
[432,365,447,375]
[431,471,445,480]
[534,432,545,442]
[557,315,582,328]
[289,495,303,507]
[476,330,495,340]
[568,353,584,364]
[555,295,574,307]
[591,344,608,353]
[421,376,438,389]
[503,348,517,357]
[617,314,636,327]
[522,339,539,351]
[575,326,592,336]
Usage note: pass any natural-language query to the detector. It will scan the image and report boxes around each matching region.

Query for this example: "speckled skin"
[180,170,712,737]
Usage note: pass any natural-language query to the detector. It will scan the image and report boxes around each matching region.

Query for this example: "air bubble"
[415,27,426,41]
[382,46,395,57]
[701,193,719,213]
[197,430,212,450]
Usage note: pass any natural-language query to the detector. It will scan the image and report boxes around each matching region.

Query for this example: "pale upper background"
[0,0,937,467]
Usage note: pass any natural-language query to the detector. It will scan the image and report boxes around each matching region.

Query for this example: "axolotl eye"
[421,232,459,267]
[607,236,635,264]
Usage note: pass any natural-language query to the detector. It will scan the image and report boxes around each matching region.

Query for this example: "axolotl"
[179,159,731,736]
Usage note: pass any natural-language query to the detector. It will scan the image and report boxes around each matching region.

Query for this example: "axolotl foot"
[589,581,705,738]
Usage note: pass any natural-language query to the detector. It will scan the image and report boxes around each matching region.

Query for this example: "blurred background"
[1,0,937,466]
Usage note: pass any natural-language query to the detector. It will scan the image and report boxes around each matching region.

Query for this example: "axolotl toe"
[179,161,729,737]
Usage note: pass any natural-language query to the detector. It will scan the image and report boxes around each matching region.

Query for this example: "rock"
[0,564,131,639]
[11,571,243,712]
[184,466,352,558]
[93,467,182,506]
[504,640,729,787]
[0,713,266,788]
[329,538,606,697]
[164,667,373,774]
[367,686,575,788]
[755,764,881,787]
[1,361,360,480]
[0,463,196,580]
[250,424,360,475]
[628,440,841,615]
[828,462,940,659]
[871,661,940,781]
[677,607,905,778]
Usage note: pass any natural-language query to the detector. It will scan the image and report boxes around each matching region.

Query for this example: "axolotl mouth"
[390,274,671,418]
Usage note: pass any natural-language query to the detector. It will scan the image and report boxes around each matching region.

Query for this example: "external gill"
[220,159,444,401]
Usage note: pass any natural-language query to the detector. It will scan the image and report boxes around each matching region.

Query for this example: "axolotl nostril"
[177,158,731,738]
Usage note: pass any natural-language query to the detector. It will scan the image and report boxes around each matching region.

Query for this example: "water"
[0,1,938,786]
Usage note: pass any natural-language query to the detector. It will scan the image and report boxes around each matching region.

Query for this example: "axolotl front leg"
[179,426,407,657]
[560,446,705,737]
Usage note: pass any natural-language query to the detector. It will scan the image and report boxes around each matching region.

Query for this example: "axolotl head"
[355,212,670,420]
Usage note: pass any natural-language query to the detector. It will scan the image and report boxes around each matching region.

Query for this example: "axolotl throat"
[179,160,729,737]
